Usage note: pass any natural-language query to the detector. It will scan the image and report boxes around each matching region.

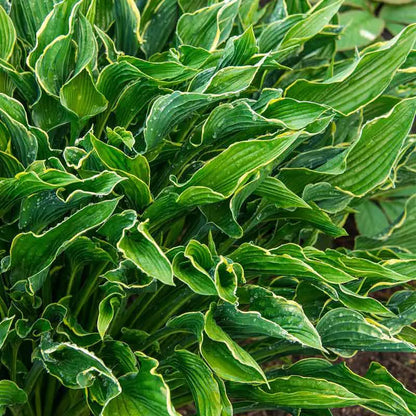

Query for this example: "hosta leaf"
[173,133,300,198]
[218,26,258,68]
[0,170,123,217]
[201,65,259,94]
[103,259,153,289]
[366,362,416,414]
[196,100,283,147]
[317,308,416,354]
[27,0,82,69]
[330,98,416,196]
[286,359,414,416]
[0,380,27,411]
[229,375,364,409]
[9,198,120,292]
[337,11,384,50]
[60,70,108,121]
[177,0,239,50]
[214,257,240,303]
[261,98,331,130]
[286,24,416,115]
[144,92,220,151]
[355,200,390,237]
[356,195,416,253]
[0,316,13,348]
[0,5,16,61]
[9,0,55,46]
[114,0,142,55]
[102,352,176,416]
[100,341,137,377]
[90,134,151,209]
[118,221,175,285]
[258,14,303,53]
[201,305,267,383]
[169,349,224,416]
[143,64,265,151]
[35,34,75,96]
[279,0,343,50]
[141,0,178,57]
[216,285,323,350]
[113,79,162,128]
[98,292,123,339]
[0,59,39,105]
[74,12,97,75]
[0,94,38,166]
[38,339,121,410]
[254,176,310,209]
[172,243,217,296]
[230,243,352,284]
[90,134,149,182]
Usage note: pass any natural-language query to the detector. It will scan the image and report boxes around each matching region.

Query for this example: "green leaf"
[254,176,310,209]
[279,0,343,50]
[366,362,416,414]
[27,0,82,69]
[286,359,414,416]
[118,221,175,286]
[35,33,75,96]
[9,198,120,292]
[114,0,142,55]
[0,5,16,61]
[38,338,121,410]
[317,308,416,354]
[0,316,13,348]
[177,0,239,50]
[169,350,224,416]
[60,70,108,121]
[98,292,123,339]
[173,133,300,198]
[338,11,384,51]
[216,285,323,350]
[0,380,27,411]
[356,195,416,253]
[90,134,151,209]
[141,0,178,57]
[9,0,55,46]
[286,25,416,115]
[330,98,416,196]
[102,352,176,416]
[201,305,267,384]
[229,374,364,409]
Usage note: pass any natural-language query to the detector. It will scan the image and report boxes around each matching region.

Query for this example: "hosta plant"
[0,0,416,415]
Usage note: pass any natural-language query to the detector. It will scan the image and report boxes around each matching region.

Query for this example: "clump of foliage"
[0,0,415,414]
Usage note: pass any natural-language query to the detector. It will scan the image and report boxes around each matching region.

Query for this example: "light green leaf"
[114,0,142,55]
[0,380,27,411]
[286,25,416,115]
[317,308,416,354]
[177,0,239,50]
[201,304,267,384]
[169,350,223,416]
[0,316,13,349]
[60,70,108,121]
[330,98,416,196]
[0,5,16,61]
[9,198,120,292]
[118,221,175,286]
[338,11,384,51]
[102,352,176,416]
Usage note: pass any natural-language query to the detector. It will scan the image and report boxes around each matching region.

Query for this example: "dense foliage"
[0,0,415,414]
